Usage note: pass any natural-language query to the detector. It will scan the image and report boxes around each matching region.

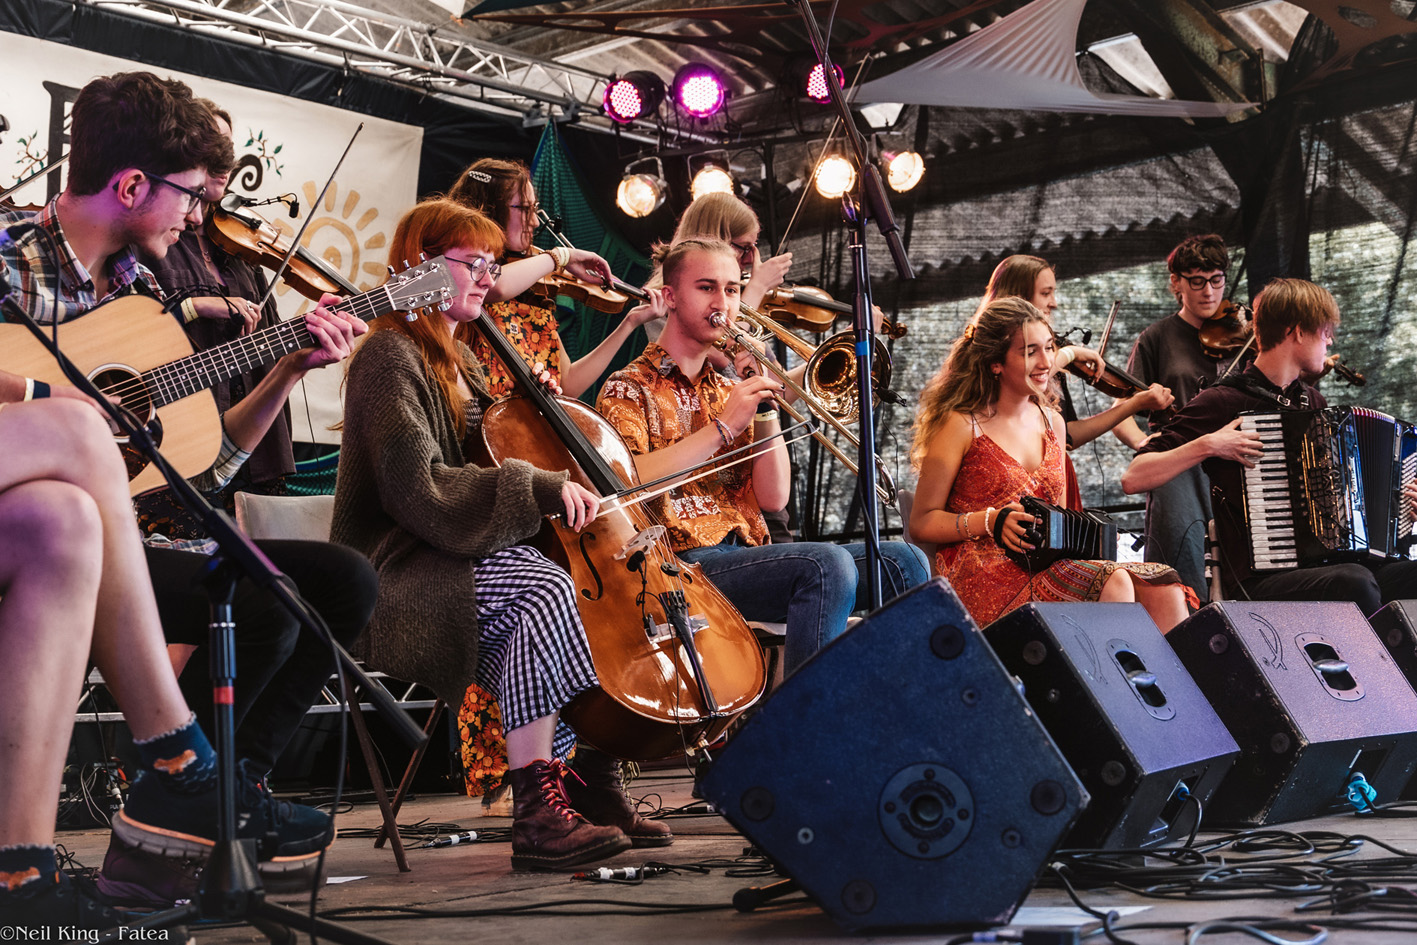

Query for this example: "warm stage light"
[805,63,844,103]
[690,164,735,201]
[883,150,925,192]
[617,174,665,218]
[673,63,728,118]
[616,157,667,217]
[814,155,856,199]
[603,71,665,124]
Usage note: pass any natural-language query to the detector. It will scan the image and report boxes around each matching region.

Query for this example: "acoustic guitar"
[2,256,455,495]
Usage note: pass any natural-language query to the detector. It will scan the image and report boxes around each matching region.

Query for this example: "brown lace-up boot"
[506,759,631,870]
[566,746,674,848]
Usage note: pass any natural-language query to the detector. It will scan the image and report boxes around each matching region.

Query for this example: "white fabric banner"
[0,33,423,443]
[854,0,1254,118]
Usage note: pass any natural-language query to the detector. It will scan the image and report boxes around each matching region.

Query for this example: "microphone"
[219,192,254,212]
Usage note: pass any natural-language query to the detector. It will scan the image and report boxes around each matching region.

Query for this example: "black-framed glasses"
[730,239,757,258]
[446,255,502,283]
[146,173,207,213]
[509,202,542,218]
[1181,272,1227,290]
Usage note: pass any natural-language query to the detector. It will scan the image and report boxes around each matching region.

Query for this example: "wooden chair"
[232,491,440,872]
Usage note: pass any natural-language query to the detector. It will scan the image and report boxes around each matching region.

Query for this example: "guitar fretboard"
[141,287,392,407]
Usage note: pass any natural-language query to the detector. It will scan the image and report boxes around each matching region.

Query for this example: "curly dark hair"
[67,72,233,196]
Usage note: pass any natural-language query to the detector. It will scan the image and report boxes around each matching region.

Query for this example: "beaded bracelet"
[712,417,734,449]
[984,506,996,537]
[959,510,978,542]
[548,246,572,273]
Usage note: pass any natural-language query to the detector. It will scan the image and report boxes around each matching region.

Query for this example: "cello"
[471,292,766,761]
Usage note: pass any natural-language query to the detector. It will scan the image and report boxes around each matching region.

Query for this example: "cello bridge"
[644,613,709,642]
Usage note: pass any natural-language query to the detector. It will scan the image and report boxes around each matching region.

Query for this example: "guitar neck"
[143,286,392,408]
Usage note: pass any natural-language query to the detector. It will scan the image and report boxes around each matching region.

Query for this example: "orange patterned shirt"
[459,295,564,399]
[597,343,769,552]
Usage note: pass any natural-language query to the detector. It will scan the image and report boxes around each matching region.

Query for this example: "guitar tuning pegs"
[386,265,396,276]
[402,259,410,270]
[438,300,452,311]
[418,252,427,262]
[404,312,419,322]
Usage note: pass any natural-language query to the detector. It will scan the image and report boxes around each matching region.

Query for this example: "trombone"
[711,309,898,508]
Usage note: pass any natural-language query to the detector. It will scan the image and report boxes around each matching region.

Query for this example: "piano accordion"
[1005,495,1119,573]
[1236,406,1417,572]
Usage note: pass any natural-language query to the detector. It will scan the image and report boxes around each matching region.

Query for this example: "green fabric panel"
[530,123,652,403]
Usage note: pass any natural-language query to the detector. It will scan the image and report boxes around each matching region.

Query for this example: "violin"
[1316,353,1367,387]
[514,247,635,314]
[1199,299,1255,360]
[473,298,766,760]
[204,201,357,302]
[759,285,908,339]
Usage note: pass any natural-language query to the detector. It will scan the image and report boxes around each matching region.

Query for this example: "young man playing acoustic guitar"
[0,72,368,906]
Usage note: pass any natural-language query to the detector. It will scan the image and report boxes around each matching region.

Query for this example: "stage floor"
[57,770,1417,944]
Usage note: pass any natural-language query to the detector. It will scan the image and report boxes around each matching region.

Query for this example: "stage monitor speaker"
[1364,599,1417,800]
[1168,601,1417,826]
[698,578,1088,932]
[986,602,1239,849]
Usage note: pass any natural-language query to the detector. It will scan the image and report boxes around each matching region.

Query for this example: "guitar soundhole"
[91,368,161,480]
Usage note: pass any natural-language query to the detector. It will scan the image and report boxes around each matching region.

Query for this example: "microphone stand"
[0,288,420,945]
[786,0,915,610]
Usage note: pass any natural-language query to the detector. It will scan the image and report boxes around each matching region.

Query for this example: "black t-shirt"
[1126,313,1224,426]
[1138,365,1323,582]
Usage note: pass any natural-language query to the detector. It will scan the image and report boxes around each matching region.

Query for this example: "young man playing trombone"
[596,238,928,675]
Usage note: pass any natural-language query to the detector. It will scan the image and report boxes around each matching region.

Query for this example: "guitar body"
[0,297,220,496]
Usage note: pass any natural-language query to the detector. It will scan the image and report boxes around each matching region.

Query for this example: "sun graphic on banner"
[272,179,389,313]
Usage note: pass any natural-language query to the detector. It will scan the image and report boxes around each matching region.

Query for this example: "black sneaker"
[0,871,122,934]
[113,759,334,867]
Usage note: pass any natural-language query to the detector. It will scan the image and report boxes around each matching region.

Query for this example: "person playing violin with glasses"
[1113,234,1253,607]
[447,158,658,400]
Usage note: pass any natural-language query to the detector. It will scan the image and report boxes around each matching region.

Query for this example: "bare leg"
[1099,567,1137,602]
[505,714,558,770]
[0,401,189,740]
[1132,581,1190,634]
[0,481,100,847]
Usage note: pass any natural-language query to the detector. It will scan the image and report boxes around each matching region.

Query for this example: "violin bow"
[1096,299,1121,362]
[0,154,67,205]
[254,123,364,312]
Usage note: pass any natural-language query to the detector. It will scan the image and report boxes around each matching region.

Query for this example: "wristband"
[754,408,777,423]
[548,246,571,273]
[23,378,50,401]
[992,508,1014,545]
[712,418,734,449]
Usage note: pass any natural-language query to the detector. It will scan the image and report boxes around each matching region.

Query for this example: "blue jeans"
[678,539,929,674]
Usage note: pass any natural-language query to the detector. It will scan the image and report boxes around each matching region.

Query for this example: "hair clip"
[464,170,493,183]
[963,322,976,343]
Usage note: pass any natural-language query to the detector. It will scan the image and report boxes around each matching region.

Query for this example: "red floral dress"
[935,413,1193,627]
[455,293,565,795]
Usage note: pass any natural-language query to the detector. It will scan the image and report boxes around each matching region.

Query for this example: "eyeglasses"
[146,173,208,213]
[446,255,502,283]
[509,203,542,218]
[730,240,757,258]
[1181,272,1227,290]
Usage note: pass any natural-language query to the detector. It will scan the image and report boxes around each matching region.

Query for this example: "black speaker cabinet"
[1169,601,1417,826]
[1365,599,1417,800]
[986,603,1239,849]
[699,578,1088,931]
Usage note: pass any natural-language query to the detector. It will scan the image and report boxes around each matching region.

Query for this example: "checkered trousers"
[472,545,598,760]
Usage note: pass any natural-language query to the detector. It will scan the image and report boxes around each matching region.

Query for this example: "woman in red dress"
[908,297,1194,630]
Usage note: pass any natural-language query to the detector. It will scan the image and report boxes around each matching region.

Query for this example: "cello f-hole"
[578,531,605,601]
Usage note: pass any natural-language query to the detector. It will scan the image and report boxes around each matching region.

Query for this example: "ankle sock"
[0,844,57,896]
[133,714,218,795]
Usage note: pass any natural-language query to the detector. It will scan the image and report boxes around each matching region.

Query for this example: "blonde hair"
[647,192,758,289]
[910,297,1054,469]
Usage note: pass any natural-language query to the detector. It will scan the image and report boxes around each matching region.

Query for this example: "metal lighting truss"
[90,0,662,139]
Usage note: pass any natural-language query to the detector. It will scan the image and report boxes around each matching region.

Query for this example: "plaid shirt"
[597,342,769,552]
[0,199,246,537]
[0,198,163,325]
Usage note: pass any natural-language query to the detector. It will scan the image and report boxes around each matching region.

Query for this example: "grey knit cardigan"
[332,329,568,703]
